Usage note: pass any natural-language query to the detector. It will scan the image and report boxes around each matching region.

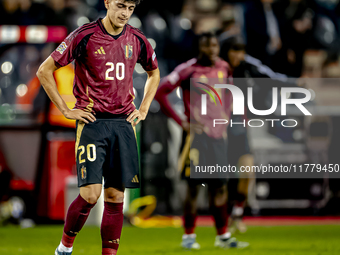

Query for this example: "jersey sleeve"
[51,30,82,67]
[155,61,194,126]
[137,36,158,71]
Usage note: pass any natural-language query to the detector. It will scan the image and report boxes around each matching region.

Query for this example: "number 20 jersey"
[51,18,158,115]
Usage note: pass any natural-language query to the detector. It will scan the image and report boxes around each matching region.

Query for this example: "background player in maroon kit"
[36,0,160,255]
[155,33,248,249]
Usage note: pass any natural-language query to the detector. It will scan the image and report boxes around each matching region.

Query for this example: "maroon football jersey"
[155,58,232,139]
[51,19,158,115]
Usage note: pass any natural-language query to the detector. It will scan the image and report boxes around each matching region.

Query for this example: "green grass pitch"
[0,225,340,255]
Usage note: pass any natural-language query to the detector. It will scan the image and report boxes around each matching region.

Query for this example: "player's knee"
[105,191,124,203]
[83,193,101,204]
[214,196,226,207]
[212,186,227,206]
[81,191,101,204]
[80,184,102,204]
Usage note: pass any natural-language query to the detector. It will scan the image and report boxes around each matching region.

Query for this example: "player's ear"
[104,0,110,9]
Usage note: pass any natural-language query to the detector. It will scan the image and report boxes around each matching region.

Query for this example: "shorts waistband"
[95,112,128,119]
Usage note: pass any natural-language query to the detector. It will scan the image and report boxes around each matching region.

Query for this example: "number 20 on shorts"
[78,144,97,163]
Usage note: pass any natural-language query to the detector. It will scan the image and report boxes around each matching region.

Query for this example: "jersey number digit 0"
[87,144,96,162]
[78,144,97,163]
[105,62,125,81]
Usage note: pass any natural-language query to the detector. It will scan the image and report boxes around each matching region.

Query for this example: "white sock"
[58,242,73,253]
[182,233,196,239]
[232,206,244,217]
[219,232,231,239]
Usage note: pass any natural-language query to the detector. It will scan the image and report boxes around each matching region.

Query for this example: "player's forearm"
[138,68,160,115]
[155,79,183,126]
[160,101,183,126]
[36,62,70,115]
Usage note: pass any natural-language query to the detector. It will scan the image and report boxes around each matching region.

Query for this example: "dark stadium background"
[1,0,340,226]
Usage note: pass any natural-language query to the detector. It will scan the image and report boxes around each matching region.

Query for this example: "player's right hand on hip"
[64,109,96,124]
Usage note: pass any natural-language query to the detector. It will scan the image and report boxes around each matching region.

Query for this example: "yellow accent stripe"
[85,86,94,112]
[135,175,139,183]
[100,47,106,54]
[185,166,191,177]
[86,97,94,112]
[130,91,136,108]
[178,133,194,172]
[132,125,137,139]
[75,122,85,159]
[130,91,135,100]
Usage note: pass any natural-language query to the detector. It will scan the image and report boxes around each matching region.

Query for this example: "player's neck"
[198,55,215,67]
[102,16,125,36]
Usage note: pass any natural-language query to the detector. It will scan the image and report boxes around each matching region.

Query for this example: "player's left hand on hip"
[127,109,146,126]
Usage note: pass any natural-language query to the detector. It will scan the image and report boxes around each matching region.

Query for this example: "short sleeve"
[51,31,80,67]
[137,37,158,71]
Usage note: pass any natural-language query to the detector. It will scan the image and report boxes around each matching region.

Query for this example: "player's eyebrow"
[117,1,135,9]
[117,3,126,7]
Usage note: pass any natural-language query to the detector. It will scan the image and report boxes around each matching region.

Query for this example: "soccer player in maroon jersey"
[155,33,248,249]
[36,0,160,254]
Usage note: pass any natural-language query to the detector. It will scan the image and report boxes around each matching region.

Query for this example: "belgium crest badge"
[81,165,87,180]
[124,43,133,59]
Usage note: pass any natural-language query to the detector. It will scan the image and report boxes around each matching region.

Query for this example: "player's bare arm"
[155,71,203,133]
[155,75,186,127]
[36,56,96,124]
[127,67,160,126]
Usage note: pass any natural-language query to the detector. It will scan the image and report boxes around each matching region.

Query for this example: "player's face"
[199,37,220,65]
[105,0,136,28]
[228,49,245,68]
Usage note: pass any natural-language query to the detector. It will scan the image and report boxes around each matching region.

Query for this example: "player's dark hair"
[220,36,246,62]
[125,0,142,5]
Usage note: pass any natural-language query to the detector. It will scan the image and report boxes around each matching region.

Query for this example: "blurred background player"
[219,32,301,233]
[155,32,248,250]
[219,35,254,234]
[36,0,160,255]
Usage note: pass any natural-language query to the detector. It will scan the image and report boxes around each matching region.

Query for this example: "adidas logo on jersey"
[95,47,106,55]
[131,175,139,183]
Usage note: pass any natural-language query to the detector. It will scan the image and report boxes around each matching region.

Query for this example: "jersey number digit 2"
[105,62,125,81]
[78,144,97,163]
